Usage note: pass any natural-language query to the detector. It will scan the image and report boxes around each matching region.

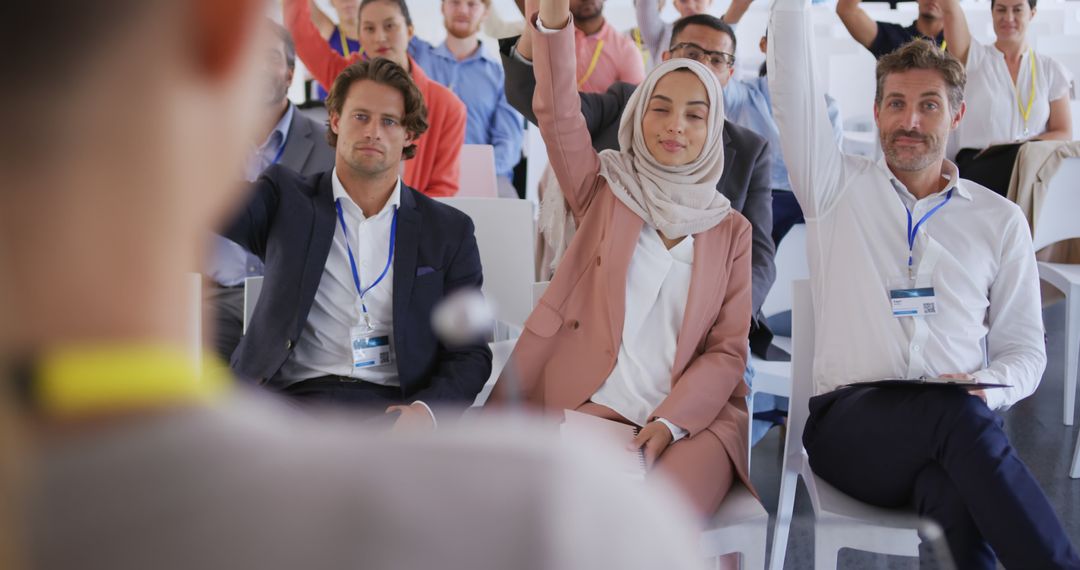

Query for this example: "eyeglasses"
[669,42,736,70]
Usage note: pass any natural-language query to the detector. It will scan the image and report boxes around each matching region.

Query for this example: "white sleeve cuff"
[536,14,571,34]
[656,418,688,442]
[510,43,534,65]
[411,400,437,429]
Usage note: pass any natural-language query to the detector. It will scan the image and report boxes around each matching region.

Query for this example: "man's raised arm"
[767,0,846,218]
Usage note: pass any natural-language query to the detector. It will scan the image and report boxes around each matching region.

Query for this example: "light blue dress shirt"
[209,104,296,287]
[723,76,844,191]
[409,37,523,180]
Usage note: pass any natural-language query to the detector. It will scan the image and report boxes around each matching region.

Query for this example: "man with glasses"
[500,11,778,395]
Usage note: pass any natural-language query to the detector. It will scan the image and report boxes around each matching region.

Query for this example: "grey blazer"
[500,38,777,353]
[280,106,336,176]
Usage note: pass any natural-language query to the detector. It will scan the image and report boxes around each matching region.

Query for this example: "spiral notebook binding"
[632,426,646,471]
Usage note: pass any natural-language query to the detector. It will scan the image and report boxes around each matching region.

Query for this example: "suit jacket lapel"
[392,186,421,352]
[299,173,338,338]
[606,199,644,350]
[280,112,315,174]
[671,227,724,381]
[716,125,736,200]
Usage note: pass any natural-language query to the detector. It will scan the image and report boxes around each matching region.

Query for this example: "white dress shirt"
[954,39,1072,152]
[591,227,693,441]
[280,169,401,385]
[768,0,1046,411]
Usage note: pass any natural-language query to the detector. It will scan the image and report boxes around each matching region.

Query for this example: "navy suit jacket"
[224,165,492,413]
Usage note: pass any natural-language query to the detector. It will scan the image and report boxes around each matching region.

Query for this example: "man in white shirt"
[769,0,1080,566]
[224,58,492,429]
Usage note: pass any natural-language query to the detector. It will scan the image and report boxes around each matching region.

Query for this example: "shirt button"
[568,320,580,330]
[913,345,921,352]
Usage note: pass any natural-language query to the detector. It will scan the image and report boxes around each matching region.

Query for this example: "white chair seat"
[699,482,769,568]
[1038,261,1080,292]
[472,339,516,407]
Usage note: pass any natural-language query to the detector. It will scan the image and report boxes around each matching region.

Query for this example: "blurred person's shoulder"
[31,391,705,570]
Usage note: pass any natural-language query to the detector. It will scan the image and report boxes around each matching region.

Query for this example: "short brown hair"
[875,39,966,114]
[324,58,428,160]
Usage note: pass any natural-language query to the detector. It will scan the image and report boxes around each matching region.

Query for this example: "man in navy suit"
[224,57,491,429]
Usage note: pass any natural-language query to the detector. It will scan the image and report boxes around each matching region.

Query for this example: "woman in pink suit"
[491,0,754,517]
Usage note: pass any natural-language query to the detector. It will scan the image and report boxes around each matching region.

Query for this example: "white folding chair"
[769,280,925,570]
[700,482,769,569]
[437,198,536,339]
[457,144,499,198]
[1030,159,1080,437]
[242,276,264,335]
[472,339,516,407]
[748,224,809,459]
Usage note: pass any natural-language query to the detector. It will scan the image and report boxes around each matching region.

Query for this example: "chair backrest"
[532,281,550,310]
[786,280,816,458]
[1032,158,1080,251]
[761,223,810,319]
[456,144,499,198]
[826,51,878,127]
[436,197,536,328]
[242,276,264,335]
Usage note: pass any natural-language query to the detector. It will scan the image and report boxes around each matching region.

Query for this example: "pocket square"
[416,266,436,277]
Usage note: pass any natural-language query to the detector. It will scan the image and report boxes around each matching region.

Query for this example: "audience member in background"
[408,0,524,192]
[1,4,714,567]
[633,0,754,71]
[943,0,1073,196]
[837,0,945,59]
[287,0,466,197]
[492,0,755,520]
[225,58,491,428]
[726,28,844,247]
[305,0,362,99]
[502,12,776,362]
[770,0,1080,563]
[564,0,646,93]
[207,20,335,362]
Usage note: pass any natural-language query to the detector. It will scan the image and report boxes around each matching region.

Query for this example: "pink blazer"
[492,19,754,492]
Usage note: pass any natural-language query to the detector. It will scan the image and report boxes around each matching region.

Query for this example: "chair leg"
[741,538,767,570]
[814,532,839,570]
[768,470,799,570]
[1071,427,1080,479]
[1065,287,1080,426]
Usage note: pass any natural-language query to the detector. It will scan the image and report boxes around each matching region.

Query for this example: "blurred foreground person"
[0,1,709,569]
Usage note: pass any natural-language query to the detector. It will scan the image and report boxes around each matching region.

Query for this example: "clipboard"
[844,377,1011,391]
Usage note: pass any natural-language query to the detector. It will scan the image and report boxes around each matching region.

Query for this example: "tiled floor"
[749,299,1080,569]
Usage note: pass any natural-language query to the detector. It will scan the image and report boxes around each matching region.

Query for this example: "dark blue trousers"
[771,189,804,246]
[804,386,1080,569]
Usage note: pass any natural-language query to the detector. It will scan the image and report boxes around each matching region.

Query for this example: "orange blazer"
[492,19,754,492]
[284,0,465,197]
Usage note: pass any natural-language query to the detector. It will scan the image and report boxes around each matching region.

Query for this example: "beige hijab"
[538,58,730,276]
[598,57,730,239]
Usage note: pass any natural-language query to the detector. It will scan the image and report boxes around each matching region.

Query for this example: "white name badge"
[889,286,939,318]
[350,325,394,369]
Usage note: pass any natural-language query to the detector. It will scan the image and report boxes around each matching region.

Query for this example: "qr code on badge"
[379,352,391,364]
[923,302,937,314]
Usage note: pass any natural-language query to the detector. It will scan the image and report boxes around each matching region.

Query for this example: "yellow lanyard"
[1014,47,1037,135]
[632,28,649,67]
[578,39,605,89]
[339,24,351,58]
[940,39,947,51]
[32,345,231,418]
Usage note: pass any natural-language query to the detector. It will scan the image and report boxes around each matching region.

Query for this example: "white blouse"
[954,39,1072,153]
[591,227,694,434]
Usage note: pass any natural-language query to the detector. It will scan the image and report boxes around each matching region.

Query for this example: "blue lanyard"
[269,141,286,166]
[904,188,953,279]
[335,199,398,320]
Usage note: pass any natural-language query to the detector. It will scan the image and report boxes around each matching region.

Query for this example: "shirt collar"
[575,19,612,39]
[877,157,972,202]
[261,102,294,153]
[434,39,495,64]
[331,167,402,221]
